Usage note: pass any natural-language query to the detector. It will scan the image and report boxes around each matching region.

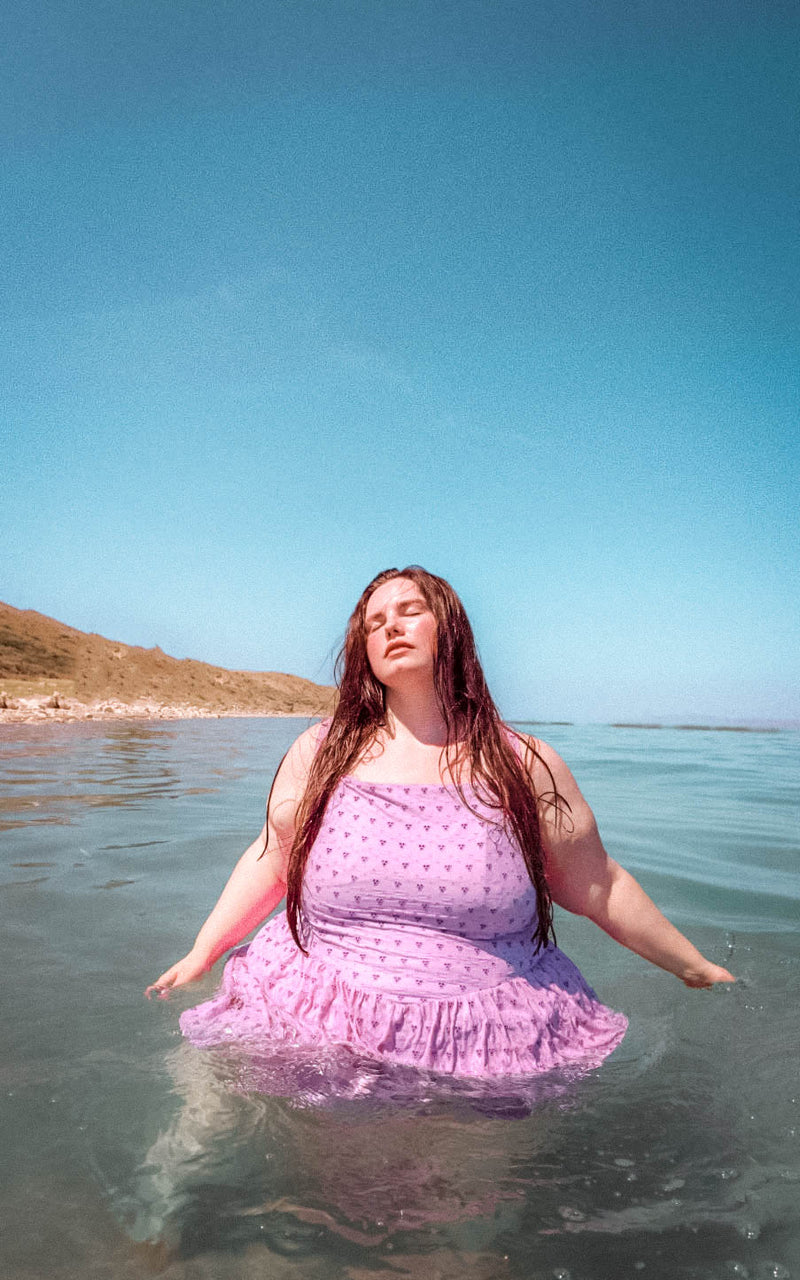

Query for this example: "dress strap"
[264,717,331,832]
[501,722,527,760]
[314,716,333,751]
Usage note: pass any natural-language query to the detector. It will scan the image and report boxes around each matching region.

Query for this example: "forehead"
[364,577,427,619]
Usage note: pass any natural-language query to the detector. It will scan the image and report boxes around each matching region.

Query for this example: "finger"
[707,969,734,985]
[145,972,176,999]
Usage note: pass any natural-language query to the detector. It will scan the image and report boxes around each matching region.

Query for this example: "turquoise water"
[1,718,797,1280]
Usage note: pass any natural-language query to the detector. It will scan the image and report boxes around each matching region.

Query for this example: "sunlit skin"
[146,576,735,998]
[357,577,460,782]
[364,577,438,691]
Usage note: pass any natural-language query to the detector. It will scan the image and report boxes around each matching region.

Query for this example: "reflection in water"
[97,725,181,790]
[124,1043,551,1258]
[116,1012,799,1279]
[0,722,220,835]
[0,722,265,841]
[1,786,216,813]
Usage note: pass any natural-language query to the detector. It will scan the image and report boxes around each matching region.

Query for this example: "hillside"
[0,601,336,721]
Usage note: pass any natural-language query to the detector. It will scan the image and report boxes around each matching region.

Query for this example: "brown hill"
[0,601,336,721]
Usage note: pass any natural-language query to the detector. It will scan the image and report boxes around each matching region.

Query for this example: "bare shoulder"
[279,718,328,778]
[509,731,579,798]
[268,719,328,830]
[508,731,597,842]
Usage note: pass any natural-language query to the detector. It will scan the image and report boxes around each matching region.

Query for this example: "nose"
[385,612,405,638]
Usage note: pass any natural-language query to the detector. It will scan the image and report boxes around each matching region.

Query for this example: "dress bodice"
[301,776,539,997]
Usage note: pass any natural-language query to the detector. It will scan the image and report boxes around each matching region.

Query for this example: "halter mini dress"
[179,773,628,1084]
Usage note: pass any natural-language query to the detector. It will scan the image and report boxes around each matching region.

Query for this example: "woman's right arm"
[145,723,322,998]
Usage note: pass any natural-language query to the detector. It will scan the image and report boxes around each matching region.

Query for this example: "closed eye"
[398,598,427,616]
[364,596,429,631]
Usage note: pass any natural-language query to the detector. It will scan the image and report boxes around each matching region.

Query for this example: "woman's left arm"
[527,740,735,988]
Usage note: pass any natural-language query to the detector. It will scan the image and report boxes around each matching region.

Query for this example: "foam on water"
[1,718,798,1279]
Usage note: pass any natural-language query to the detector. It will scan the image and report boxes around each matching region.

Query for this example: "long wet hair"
[283,566,564,954]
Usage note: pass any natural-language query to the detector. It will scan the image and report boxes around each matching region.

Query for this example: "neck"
[383,682,448,746]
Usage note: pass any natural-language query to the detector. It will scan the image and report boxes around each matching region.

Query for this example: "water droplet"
[663,1177,686,1192]
[558,1207,585,1222]
[614,1157,635,1167]
[553,1270,571,1280]
[739,1222,760,1241]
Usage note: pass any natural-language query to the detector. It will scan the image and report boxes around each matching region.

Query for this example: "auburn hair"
[281,566,564,954]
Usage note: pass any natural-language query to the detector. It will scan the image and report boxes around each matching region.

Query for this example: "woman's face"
[363,577,438,687]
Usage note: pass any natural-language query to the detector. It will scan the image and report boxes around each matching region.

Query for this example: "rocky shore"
[0,601,336,724]
[0,693,313,724]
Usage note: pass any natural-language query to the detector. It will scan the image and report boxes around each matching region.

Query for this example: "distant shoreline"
[516,719,796,733]
[607,721,788,733]
[0,697,317,725]
[1,699,793,732]
[533,721,792,734]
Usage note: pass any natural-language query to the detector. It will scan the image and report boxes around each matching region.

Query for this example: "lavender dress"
[180,775,627,1083]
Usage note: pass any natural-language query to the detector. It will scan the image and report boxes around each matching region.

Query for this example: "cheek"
[365,634,383,672]
[417,618,438,657]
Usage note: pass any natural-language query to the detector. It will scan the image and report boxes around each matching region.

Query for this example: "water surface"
[1,718,797,1279]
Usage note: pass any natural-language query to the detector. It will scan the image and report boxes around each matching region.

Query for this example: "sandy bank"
[0,600,336,724]
[0,695,313,724]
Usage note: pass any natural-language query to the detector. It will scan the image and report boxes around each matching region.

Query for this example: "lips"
[385,642,413,658]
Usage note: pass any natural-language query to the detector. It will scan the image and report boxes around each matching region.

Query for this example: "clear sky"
[3,1,798,724]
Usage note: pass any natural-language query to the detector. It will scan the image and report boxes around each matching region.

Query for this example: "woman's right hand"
[145,950,211,1000]
[680,960,736,988]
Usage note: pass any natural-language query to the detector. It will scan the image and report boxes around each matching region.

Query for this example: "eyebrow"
[364,595,427,626]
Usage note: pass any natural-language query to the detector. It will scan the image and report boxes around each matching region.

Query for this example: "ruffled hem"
[179,916,627,1080]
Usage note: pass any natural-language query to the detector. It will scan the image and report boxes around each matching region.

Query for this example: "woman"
[147,567,734,1082]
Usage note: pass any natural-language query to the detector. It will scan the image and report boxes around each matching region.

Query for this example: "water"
[1,717,797,1280]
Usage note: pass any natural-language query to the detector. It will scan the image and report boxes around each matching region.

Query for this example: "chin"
[380,660,433,685]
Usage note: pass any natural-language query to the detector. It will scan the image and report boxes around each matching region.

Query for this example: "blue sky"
[3,1,798,724]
